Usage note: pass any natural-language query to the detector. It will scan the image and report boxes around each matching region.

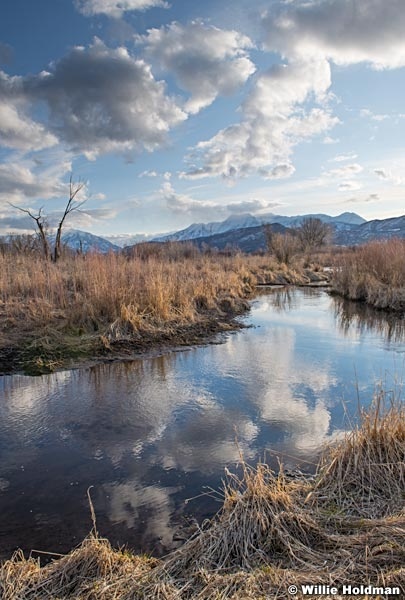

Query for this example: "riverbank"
[330,238,405,313]
[0,252,328,375]
[1,395,404,599]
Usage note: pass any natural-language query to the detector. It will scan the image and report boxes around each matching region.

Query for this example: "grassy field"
[1,394,404,599]
[0,250,327,374]
[330,238,405,312]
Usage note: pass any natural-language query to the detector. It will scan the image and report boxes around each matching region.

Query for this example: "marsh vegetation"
[330,238,405,312]
[0,247,327,374]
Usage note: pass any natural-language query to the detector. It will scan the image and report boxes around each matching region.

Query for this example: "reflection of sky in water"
[0,288,404,558]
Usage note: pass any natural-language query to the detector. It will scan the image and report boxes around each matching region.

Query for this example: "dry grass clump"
[161,464,332,579]
[331,238,405,311]
[243,254,329,286]
[0,535,159,600]
[312,390,405,518]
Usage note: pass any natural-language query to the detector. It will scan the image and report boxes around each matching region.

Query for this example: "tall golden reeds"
[331,238,405,311]
[0,252,251,330]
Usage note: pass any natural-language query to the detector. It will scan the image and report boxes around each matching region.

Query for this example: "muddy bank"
[0,302,249,376]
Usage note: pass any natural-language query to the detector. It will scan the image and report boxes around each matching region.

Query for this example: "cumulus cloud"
[74,0,168,18]
[143,22,256,114]
[183,58,338,180]
[0,72,58,151]
[160,181,216,214]
[262,0,405,69]
[0,160,69,207]
[160,181,280,218]
[20,40,186,158]
[226,198,280,213]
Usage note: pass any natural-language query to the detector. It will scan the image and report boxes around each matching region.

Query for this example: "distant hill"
[334,215,405,245]
[1,229,120,254]
[57,230,120,253]
[104,232,158,247]
[189,223,290,253]
[3,212,405,256]
[153,212,366,243]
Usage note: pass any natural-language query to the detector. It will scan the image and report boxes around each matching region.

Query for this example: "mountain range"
[153,212,366,243]
[2,211,405,254]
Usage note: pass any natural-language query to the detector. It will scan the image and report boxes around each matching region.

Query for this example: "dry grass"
[0,252,254,333]
[0,251,328,373]
[0,252,256,372]
[1,396,404,599]
[311,389,405,519]
[331,239,405,311]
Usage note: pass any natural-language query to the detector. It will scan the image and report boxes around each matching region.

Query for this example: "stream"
[0,287,404,560]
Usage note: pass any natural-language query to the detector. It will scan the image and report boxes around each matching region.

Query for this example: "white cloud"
[328,163,363,178]
[160,181,211,214]
[74,0,168,18]
[24,40,187,158]
[263,0,405,69]
[143,22,255,114]
[321,162,364,192]
[373,168,404,185]
[139,170,159,178]
[323,136,339,144]
[0,160,69,207]
[0,72,58,151]
[330,153,358,162]
[360,108,389,121]
[346,193,380,204]
[160,181,279,218]
[338,181,363,192]
[258,163,296,180]
[0,154,76,233]
[183,58,338,180]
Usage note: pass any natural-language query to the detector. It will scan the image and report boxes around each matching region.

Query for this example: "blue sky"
[0,0,404,239]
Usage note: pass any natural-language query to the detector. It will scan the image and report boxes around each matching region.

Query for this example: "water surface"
[0,288,404,559]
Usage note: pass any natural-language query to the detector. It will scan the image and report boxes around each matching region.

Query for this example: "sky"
[0,0,404,239]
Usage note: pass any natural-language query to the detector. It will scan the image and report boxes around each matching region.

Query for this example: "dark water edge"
[0,288,404,561]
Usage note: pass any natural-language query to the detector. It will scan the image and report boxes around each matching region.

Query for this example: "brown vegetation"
[1,395,404,599]
[0,248,328,374]
[331,238,405,312]
[0,251,254,373]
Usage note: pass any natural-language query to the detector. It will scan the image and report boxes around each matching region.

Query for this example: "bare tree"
[53,175,86,262]
[8,204,51,260]
[295,217,331,253]
[9,174,87,262]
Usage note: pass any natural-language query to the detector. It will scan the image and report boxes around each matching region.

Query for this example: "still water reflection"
[0,288,404,558]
